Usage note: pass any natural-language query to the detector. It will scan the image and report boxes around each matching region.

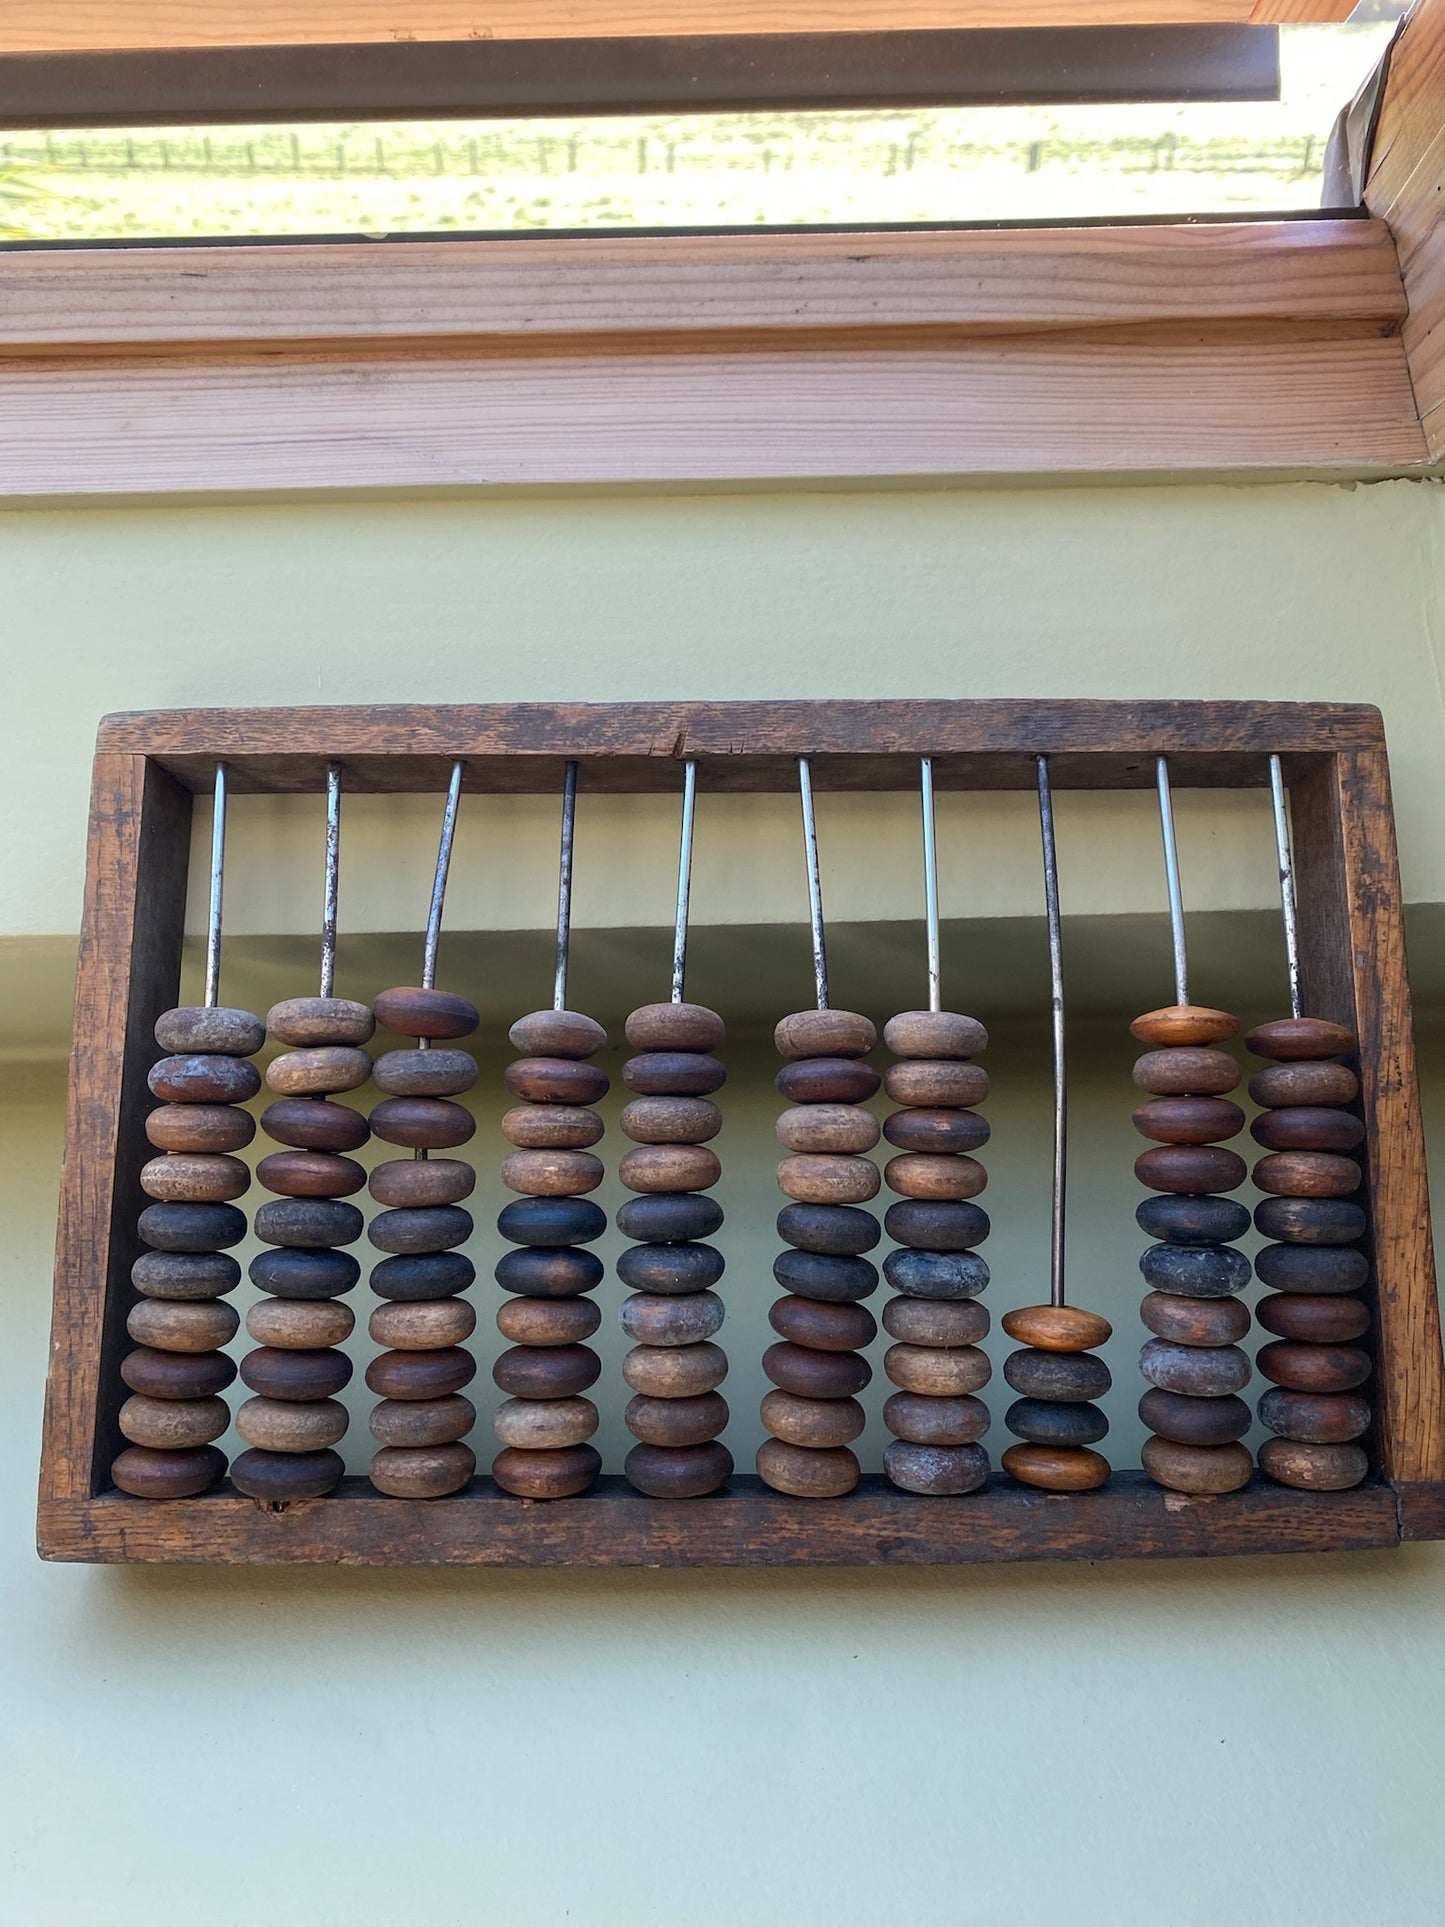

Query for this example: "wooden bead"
[491,1444,601,1499]
[883,1108,989,1155]
[132,1250,241,1300]
[370,1442,476,1498]
[616,1193,723,1243]
[372,1048,478,1097]
[885,1440,989,1495]
[1248,1060,1359,1108]
[230,1448,345,1501]
[1251,1106,1365,1152]
[245,1285,355,1351]
[885,1343,990,1397]
[1246,1016,1356,1061]
[778,1154,879,1206]
[155,1004,266,1055]
[882,1296,988,1346]
[1140,1244,1250,1297]
[128,1297,239,1352]
[508,1009,607,1058]
[1257,1293,1370,1343]
[1253,1151,1362,1199]
[369,1097,476,1150]
[1131,1096,1245,1146]
[1141,1291,1250,1346]
[119,1393,229,1449]
[494,1247,603,1298]
[764,1342,871,1399]
[1257,1340,1370,1394]
[1132,1047,1241,1097]
[619,1242,725,1295]
[884,1390,990,1445]
[768,1295,877,1352]
[251,1247,360,1299]
[1258,1387,1371,1443]
[881,1248,988,1300]
[774,1250,880,1303]
[261,1097,369,1151]
[502,1148,605,1197]
[1258,1437,1368,1490]
[267,995,376,1047]
[624,1052,728,1096]
[236,1395,350,1451]
[498,1195,607,1247]
[493,1397,601,1449]
[137,1201,247,1251]
[1138,1387,1251,1446]
[1254,1197,1366,1246]
[623,1341,728,1397]
[775,1104,881,1155]
[365,1347,477,1401]
[373,985,479,1040]
[885,1153,987,1201]
[1130,1004,1240,1047]
[265,1047,373,1097]
[122,1346,236,1399]
[777,1201,881,1255]
[1004,1348,1111,1401]
[762,1389,866,1447]
[1139,1339,1251,1397]
[141,1152,250,1202]
[256,1150,367,1199]
[625,1391,729,1447]
[501,1105,604,1150]
[624,1002,726,1051]
[625,1441,734,1498]
[1142,1436,1253,1494]
[496,1296,602,1346]
[883,1009,987,1059]
[112,1444,226,1499]
[146,1103,255,1154]
[492,1344,600,1399]
[756,1438,860,1497]
[1004,1398,1107,1447]
[882,1059,989,1109]
[375,1251,476,1300]
[242,1346,354,1401]
[1255,1244,1370,1294]
[620,1096,722,1145]
[620,1144,721,1194]
[369,1395,476,1448]
[621,1292,726,1346]
[885,1199,990,1251]
[1136,1193,1251,1247]
[774,1009,877,1060]
[1002,1305,1112,1352]
[1002,1443,1110,1491]
[505,1057,610,1105]
[1135,1144,1247,1194]
[368,1157,474,1207]
[777,1058,882,1104]
[370,1297,477,1350]
[254,1197,363,1249]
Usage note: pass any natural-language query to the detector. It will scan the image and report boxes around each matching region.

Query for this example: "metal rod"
[1269,753,1304,1022]
[553,760,579,1013]
[319,762,342,1000]
[921,755,942,1014]
[1155,754,1190,1008]
[203,764,227,1010]
[423,761,465,994]
[1037,755,1068,1311]
[671,760,698,1004]
[798,757,829,1011]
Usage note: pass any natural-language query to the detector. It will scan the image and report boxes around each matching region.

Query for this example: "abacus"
[40,700,1445,1568]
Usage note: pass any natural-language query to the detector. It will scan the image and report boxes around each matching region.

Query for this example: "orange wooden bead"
[1001,1304,1112,1352]
[1130,1005,1240,1048]
[1252,1151,1362,1199]
[1001,1443,1110,1491]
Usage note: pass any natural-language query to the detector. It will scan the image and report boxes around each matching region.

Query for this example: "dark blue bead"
[249,1247,361,1298]
[617,1242,724,1294]
[498,1196,607,1247]
[1139,1242,1251,1298]
[1005,1399,1109,1446]
[494,1246,604,1298]
[882,1248,989,1300]
[1003,1349,1111,1402]
[884,1200,990,1252]
[1135,1194,1252,1246]
[253,1198,364,1249]
[138,1200,247,1253]
[1255,1197,1367,1246]
[615,1193,723,1243]
[370,1250,476,1301]
[776,1203,882,1256]
[1254,1243,1371,1293]
[772,1249,879,1302]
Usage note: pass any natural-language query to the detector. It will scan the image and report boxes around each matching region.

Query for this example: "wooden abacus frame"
[38,698,1445,1566]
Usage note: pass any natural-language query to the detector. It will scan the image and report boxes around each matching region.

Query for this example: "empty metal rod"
[799,757,829,1011]
[203,764,227,1010]
[921,755,942,1015]
[423,761,465,994]
[319,762,342,1001]
[553,760,579,1013]
[671,759,698,1004]
[1037,755,1067,1311]
[1155,754,1189,1009]
[1269,753,1304,1021]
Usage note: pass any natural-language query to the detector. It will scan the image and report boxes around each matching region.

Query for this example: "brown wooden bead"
[1131,1047,1241,1097]
[266,1046,373,1097]
[764,1342,871,1398]
[775,1009,877,1060]
[1142,1436,1253,1494]
[236,1395,349,1451]
[267,995,376,1047]
[372,1048,478,1097]
[366,1346,477,1400]
[371,1297,477,1350]
[1131,1004,1240,1047]
[623,1341,728,1397]
[620,1096,722,1144]
[1250,1107,1365,1153]
[492,1444,601,1499]
[625,1441,734,1498]
[369,1097,476,1149]
[756,1437,860,1497]
[505,1057,610,1105]
[369,1394,476,1448]
[883,1009,987,1060]
[501,1104,604,1150]
[119,1393,229,1449]
[261,1098,370,1152]
[374,985,479,1041]
[146,1103,256,1154]
[121,1347,236,1400]
[761,1389,866,1448]
[140,1152,250,1203]
[882,1059,989,1109]
[492,1344,600,1399]
[1248,1060,1359,1108]
[1131,1095,1245,1145]
[1258,1387,1371,1443]
[885,1153,987,1201]
[245,1297,355,1348]
[777,1058,882,1104]
[1140,1291,1250,1346]
[111,1444,226,1499]
[242,1345,354,1401]
[620,1144,722,1194]
[1258,1436,1368,1490]
[502,1148,606,1196]
[128,1297,239,1353]
[367,1157,475,1207]
[1257,1293,1370,1344]
[624,1002,726,1051]
[254,1150,364,1199]
[882,1297,988,1346]
[492,1396,600,1449]
[1257,1340,1371,1394]
[1253,1151,1362,1199]
[496,1296,601,1347]
[1001,1304,1112,1352]
[230,1448,345,1501]
[624,1052,728,1096]
[1135,1144,1247,1194]
[620,1292,725,1346]
[1138,1387,1250,1446]
[883,1390,990,1445]
[777,1153,880,1206]
[884,1342,990,1397]
[625,1390,729,1447]
[156,1004,266,1056]
[885,1439,990,1495]
[149,1054,262,1105]
[775,1104,880,1156]
[1002,1442,1110,1490]
[883,1108,989,1155]
[1247,1016,1356,1062]
[370,1442,477,1498]
[768,1295,876,1352]
[508,1009,607,1058]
